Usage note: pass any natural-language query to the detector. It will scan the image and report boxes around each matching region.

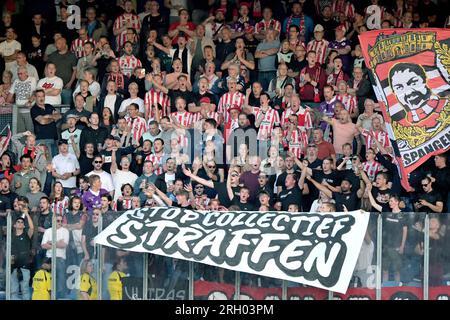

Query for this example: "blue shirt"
[256,40,281,72]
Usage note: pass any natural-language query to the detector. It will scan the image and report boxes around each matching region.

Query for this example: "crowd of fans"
[0,0,449,300]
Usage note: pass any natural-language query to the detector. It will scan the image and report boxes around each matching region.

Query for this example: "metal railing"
[1,211,449,300]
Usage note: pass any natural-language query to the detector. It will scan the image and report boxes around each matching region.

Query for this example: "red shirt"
[168,22,196,45]
[316,140,336,160]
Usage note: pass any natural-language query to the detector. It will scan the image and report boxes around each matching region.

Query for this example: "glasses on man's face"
[56,220,63,223]
[422,183,429,187]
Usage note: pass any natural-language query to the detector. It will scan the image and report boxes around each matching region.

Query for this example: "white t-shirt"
[112,170,138,201]
[0,40,21,70]
[37,76,64,105]
[119,97,144,114]
[51,152,80,188]
[73,81,101,98]
[86,170,115,193]
[104,94,117,115]
[42,227,70,259]
[61,128,82,156]
[9,76,37,107]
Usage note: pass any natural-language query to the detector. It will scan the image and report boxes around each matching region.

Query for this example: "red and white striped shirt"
[118,198,132,210]
[361,129,391,150]
[118,55,142,77]
[281,107,312,129]
[363,160,382,181]
[145,152,165,175]
[217,92,245,123]
[336,93,357,115]
[191,111,221,125]
[255,19,281,34]
[306,39,329,65]
[253,107,280,140]
[113,13,141,50]
[144,89,170,121]
[332,0,355,20]
[126,116,147,143]
[51,197,69,216]
[71,37,96,58]
[171,111,193,128]
[286,127,308,158]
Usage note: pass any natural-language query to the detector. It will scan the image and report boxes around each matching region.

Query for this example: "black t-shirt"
[213,181,240,208]
[279,187,303,211]
[416,191,443,213]
[371,187,391,213]
[382,212,407,247]
[288,58,307,73]
[11,231,32,268]
[168,89,195,113]
[82,221,99,259]
[231,199,255,211]
[79,154,95,176]
[332,191,359,212]
[174,203,193,210]
[30,104,58,140]
[276,171,301,192]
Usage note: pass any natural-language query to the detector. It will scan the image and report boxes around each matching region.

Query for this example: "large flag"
[95,207,370,294]
[0,125,12,157]
[359,29,450,191]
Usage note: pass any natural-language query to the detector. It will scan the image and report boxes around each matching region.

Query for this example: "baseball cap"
[245,25,254,33]
[199,97,211,104]
[57,139,68,146]
[66,114,79,120]
[314,24,324,32]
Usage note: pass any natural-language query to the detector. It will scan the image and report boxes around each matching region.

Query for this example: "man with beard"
[388,62,448,130]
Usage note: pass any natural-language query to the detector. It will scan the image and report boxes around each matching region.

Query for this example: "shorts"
[382,247,402,272]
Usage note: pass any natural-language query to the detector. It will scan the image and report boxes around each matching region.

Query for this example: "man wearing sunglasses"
[11,211,34,300]
[414,177,444,214]
[183,165,241,208]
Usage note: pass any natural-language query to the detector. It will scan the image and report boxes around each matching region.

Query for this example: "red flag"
[0,125,12,157]
[358,28,450,191]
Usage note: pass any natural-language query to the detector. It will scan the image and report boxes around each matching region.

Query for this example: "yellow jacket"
[79,273,98,300]
[32,269,51,300]
[108,271,126,300]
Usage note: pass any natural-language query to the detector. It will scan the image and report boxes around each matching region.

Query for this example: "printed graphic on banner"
[94,207,370,293]
[359,29,450,190]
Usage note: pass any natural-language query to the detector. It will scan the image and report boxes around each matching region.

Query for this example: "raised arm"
[306,175,332,198]
[182,165,214,188]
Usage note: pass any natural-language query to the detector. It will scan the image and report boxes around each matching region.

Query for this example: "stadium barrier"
[1,211,449,300]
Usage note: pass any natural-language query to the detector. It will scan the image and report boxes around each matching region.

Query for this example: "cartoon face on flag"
[359,29,450,190]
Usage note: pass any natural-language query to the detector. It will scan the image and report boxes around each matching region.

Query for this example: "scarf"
[108,72,125,90]
[173,46,189,75]
[23,146,37,159]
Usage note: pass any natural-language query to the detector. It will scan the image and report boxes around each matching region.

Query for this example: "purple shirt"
[240,171,260,203]
[82,188,109,212]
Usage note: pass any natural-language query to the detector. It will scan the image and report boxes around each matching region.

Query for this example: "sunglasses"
[56,220,63,223]
[207,165,216,168]
[422,183,429,187]
[195,186,204,189]
[94,161,103,164]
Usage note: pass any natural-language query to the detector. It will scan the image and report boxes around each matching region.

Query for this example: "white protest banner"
[94,207,370,294]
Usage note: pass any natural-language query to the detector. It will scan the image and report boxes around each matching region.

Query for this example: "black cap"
[58,139,68,146]
[15,216,25,223]
[42,257,52,265]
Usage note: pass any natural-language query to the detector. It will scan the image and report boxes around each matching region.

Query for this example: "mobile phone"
[140,68,146,76]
